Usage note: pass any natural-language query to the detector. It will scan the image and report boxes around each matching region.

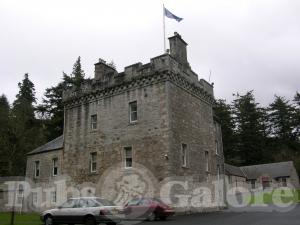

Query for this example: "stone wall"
[63,81,171,184]
[26,150,63,183]
[24,33,226,212]
[167,81,224,180]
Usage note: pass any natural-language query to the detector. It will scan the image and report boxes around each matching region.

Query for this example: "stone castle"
[25,33,225,211]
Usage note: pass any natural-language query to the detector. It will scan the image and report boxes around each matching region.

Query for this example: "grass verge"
[0,212,41,225]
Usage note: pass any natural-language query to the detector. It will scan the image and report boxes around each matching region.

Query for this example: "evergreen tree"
[0,95,10,134]
[214,99,238,164]
[268,96,295,140]
[232,91,266,165]
[293,92,300,140]
[0,95,11,175]
[38,57,85,141]
[71,56,85,88]
[10,74,45,175]
[39,72,73,141]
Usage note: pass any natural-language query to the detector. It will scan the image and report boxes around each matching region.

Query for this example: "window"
[52,158,58,176]
[262,177,270,190]
[217,165,221,180]
[0,189,4,200]
[205,151,209,172]
[129,101,137,123]
[90,152,97,173]
[86,199,101,207]
[282,177,287,187]
[214,122,217,133]
[32,192,38,205]
[206,173,211,183]
[124,147,133,168]
[34,161,40,178]
[91,114,97,130]
[181,144,188,167]
[60,199,76,208]
[250,180,256,189]
[51,191,57,203]
[17,184,24,204]
[78,199,88,208]
[215,140,219,155]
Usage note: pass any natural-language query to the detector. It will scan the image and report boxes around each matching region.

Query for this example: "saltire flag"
[164,6,183,22]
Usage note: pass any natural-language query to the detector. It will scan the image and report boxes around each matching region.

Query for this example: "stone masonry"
[25,33,225,212]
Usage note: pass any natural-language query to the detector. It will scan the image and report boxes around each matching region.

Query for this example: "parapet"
[63,33,214,102]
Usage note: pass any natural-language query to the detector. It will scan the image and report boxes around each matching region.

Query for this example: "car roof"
[69,197,102,200]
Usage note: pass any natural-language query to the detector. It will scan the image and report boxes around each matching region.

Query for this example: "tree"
[0,95,10,133]
[293,92,300,140]
[38,57,85,141]
[268,96,295,140]
[0,95,11,175]
[38,72,73,141]
[10,74,45,175]
[214,99,238,164]
[71,56,85,88]
[232,91,266,165]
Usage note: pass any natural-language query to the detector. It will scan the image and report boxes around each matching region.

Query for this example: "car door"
[138,198,153,218]
[53,199,77,223]
[124,198,142,219]
[66,198,90,224]
[129,198,152,219]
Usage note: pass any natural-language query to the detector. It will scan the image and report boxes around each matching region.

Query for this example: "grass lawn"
[248,189,300,205]
[0,212,41,225]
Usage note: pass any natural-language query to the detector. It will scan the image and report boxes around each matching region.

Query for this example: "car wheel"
[146,212,156,221]
[44,215,54,225]
[85,216,96,225]
[159,216,167,221]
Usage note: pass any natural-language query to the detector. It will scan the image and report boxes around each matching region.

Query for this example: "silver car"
[41,197,124,225]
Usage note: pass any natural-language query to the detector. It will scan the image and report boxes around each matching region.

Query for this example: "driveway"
[129,205,300,225]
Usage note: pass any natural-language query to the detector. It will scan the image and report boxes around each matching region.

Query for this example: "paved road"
[125,205,300,225]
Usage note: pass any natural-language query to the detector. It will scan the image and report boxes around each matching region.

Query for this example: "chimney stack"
[94,58,117,81]
[168,32,189,68]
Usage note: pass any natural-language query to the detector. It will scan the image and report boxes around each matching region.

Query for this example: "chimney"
[168,32,189,68]
[94,58,117,81]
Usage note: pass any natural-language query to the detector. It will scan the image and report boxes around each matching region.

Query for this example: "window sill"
[124,167,133,170]
[89,172,98,175]
[90,129,98,133]
[128,121,138,126]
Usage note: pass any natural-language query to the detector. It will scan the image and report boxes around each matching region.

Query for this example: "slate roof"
[27,135,63,155]
[240,161,295,180]
[225,163,246,177]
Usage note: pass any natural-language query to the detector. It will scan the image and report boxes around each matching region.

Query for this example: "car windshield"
[59,199,76,208]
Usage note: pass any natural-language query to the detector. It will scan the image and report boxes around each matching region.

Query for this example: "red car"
[124,198,175,221]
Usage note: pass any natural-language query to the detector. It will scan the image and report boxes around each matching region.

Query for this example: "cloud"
[0,0,299,106]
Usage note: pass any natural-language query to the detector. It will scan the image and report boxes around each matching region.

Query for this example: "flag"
[164,6,183,22]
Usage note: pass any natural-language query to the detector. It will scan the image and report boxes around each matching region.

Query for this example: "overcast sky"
[1,0,299,106]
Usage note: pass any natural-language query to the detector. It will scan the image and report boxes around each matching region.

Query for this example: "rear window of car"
[127,198,141,206]
[153,198,164,204]
[86,199,101,207]
[95,198,115,206]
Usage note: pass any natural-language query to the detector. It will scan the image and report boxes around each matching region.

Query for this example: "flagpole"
[163,4,166,53]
